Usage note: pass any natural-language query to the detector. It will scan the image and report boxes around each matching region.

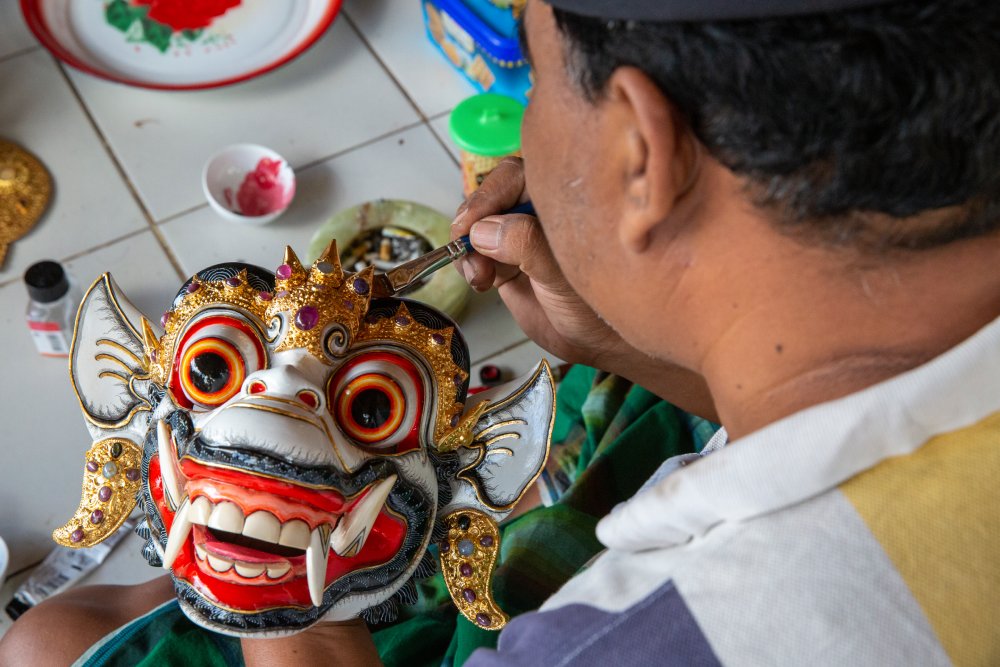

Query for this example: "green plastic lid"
[449,93,525,157]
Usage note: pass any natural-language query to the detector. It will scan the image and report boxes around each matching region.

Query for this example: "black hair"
[551,1,1000,251]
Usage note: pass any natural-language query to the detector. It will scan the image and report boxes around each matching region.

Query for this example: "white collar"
[597,313,1000,551]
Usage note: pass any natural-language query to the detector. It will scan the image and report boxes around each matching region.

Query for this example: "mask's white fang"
[162,497,192,570]
[330,474,397,558]
[157,420,184,510]
[305,526,330,607]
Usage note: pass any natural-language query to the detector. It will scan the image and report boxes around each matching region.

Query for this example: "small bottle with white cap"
[24,260,83,358]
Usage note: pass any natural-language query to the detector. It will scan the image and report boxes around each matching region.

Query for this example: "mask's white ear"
[70,273,162,434]
[440,360,555,522]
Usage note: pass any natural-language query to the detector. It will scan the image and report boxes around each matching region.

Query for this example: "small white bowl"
[203,144,296,225]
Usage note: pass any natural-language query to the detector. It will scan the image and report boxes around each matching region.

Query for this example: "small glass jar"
[24,260,82,358]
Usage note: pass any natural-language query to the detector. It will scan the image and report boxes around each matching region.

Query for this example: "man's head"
[519,0,1000,368]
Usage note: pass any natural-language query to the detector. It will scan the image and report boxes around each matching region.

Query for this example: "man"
[3,0,998,664]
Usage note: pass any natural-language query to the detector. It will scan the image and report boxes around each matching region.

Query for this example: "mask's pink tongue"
[202,530,298,565]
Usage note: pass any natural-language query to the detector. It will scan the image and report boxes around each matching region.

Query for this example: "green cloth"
[81,366,717,667]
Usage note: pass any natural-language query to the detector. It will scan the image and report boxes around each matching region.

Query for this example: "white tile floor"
[0,0,557,633]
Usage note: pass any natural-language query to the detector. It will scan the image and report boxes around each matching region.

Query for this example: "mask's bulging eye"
[328,352,424,453]
[171,314,266,410]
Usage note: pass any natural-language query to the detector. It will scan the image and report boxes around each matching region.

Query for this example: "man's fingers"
[468,214,565,288]
[450,157,527,238]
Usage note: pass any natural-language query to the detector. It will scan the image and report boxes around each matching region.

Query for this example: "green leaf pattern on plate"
[104,0,220,54]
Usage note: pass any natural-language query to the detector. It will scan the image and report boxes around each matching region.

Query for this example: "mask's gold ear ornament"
[440,509,508,630]
[53,437,143,548]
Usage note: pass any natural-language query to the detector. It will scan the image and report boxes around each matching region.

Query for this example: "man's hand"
[451,158,717,420]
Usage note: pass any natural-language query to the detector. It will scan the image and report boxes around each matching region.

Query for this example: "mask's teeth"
[162,497,192,570]
[305,526,330,607]
[157,420,183,510]
[330,474,397,558]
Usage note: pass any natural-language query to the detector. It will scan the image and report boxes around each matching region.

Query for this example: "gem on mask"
[460,562,473,577]
[432,333,446,345]
[316,261,334,274]
[352,276,369,295]
[102,462,119,479]
[90,509,104,524]
[98,486,112,502]
[125,468,140,481]
[225,276,241,287]
[160,311,170,327]
[70,528,84,543]
[276,264,293,280]
[440,541,450,553]
[149,349,157,362]
[451,413,461,428]
[276,290,289,298]
[476,613,492,627]
[457,514,471,530]
[366,313,381,324]
[463,588,477,603]
[343,299,355,311]
[395,315,410,326]
[186,281,200,294]
[479,535,494,547]
[86,461,98,473]
[453,374,463,387]
[458,539,474,556]
[258,291,273,301]
[110,441,123,458]
[295,306,319,331]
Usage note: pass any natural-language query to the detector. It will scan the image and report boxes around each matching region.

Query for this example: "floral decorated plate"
[21,0,342,90]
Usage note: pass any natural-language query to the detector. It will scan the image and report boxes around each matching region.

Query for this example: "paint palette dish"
[203,144,296,225]
[21,0,342,90]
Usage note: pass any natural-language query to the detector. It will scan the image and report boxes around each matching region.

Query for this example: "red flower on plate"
[132,0,242,31]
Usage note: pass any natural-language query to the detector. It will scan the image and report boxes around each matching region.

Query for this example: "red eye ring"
[179,338,245,407]
[336,374,405,443]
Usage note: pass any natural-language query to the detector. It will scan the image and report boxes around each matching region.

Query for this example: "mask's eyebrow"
[517,9,532,67]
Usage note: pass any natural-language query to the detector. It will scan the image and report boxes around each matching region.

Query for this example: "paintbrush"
[370,202,535,298]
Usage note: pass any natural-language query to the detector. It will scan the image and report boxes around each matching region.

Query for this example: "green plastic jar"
[449,93,524,197]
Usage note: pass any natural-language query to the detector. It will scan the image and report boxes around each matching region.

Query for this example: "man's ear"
[605,66,701,254]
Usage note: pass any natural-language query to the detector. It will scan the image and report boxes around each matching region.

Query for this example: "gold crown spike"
[276,245,308,288]
[356,302,468,440]
[140,316,159,370]
[309,240,345,290]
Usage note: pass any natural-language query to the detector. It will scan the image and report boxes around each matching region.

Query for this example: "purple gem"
[276,264,293,280]
[276,290,289,298]
[476,613,492,627]
[90,510,105,525]
[352,277,369,295]
[343,299,355,311]
[395,316,410,326]
[479,535,494,548]
[98,486,112,502]
[125,468,140,482]
[440,541,450,553]
[186,281,200,294]
[70,528,84,543]
[451,414,461,428]
[225,276,241,287]
[258,291,273,301]
[149,349,157,362]
[160,312,170,327]
[462,588,477,603]
[453,374,463,387]
[431,333,446,345]
[86,461,99,473]
[295,306,319,331]
[366,313,381,324]
[460,562,473,577]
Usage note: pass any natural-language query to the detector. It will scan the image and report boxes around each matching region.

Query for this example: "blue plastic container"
[421,0,531,105]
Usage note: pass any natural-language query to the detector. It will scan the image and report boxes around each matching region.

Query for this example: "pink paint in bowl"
[203,144,296,225]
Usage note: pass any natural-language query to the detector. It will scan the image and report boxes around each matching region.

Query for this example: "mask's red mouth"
[149,454,406,611]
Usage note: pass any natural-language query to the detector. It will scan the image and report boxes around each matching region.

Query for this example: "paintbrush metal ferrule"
[371,236,473,297]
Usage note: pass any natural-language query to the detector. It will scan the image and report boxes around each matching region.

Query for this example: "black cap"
[24,260,69,303]
[544,0,903,21]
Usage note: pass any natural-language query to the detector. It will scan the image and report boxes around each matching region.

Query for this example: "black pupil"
[351,388,392,430]
[189,352,231,394]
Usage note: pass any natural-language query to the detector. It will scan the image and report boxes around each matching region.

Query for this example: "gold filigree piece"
[0,140,52,267]
[440,509,508,631]
[53,438,142,548]
[437,401,489,452]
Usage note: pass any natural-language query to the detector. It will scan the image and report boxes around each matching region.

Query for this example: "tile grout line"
[0,44,41,66]
[53,60,187,282]
[469,335,533,367]
[340,13,460,170]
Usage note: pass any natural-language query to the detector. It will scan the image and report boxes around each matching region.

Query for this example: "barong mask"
[55,243,554,637]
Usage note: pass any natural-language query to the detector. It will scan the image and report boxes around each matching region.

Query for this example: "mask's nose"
[243,364,323,412]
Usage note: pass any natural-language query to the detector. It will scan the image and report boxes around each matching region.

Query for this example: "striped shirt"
[469,314,1000,666]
